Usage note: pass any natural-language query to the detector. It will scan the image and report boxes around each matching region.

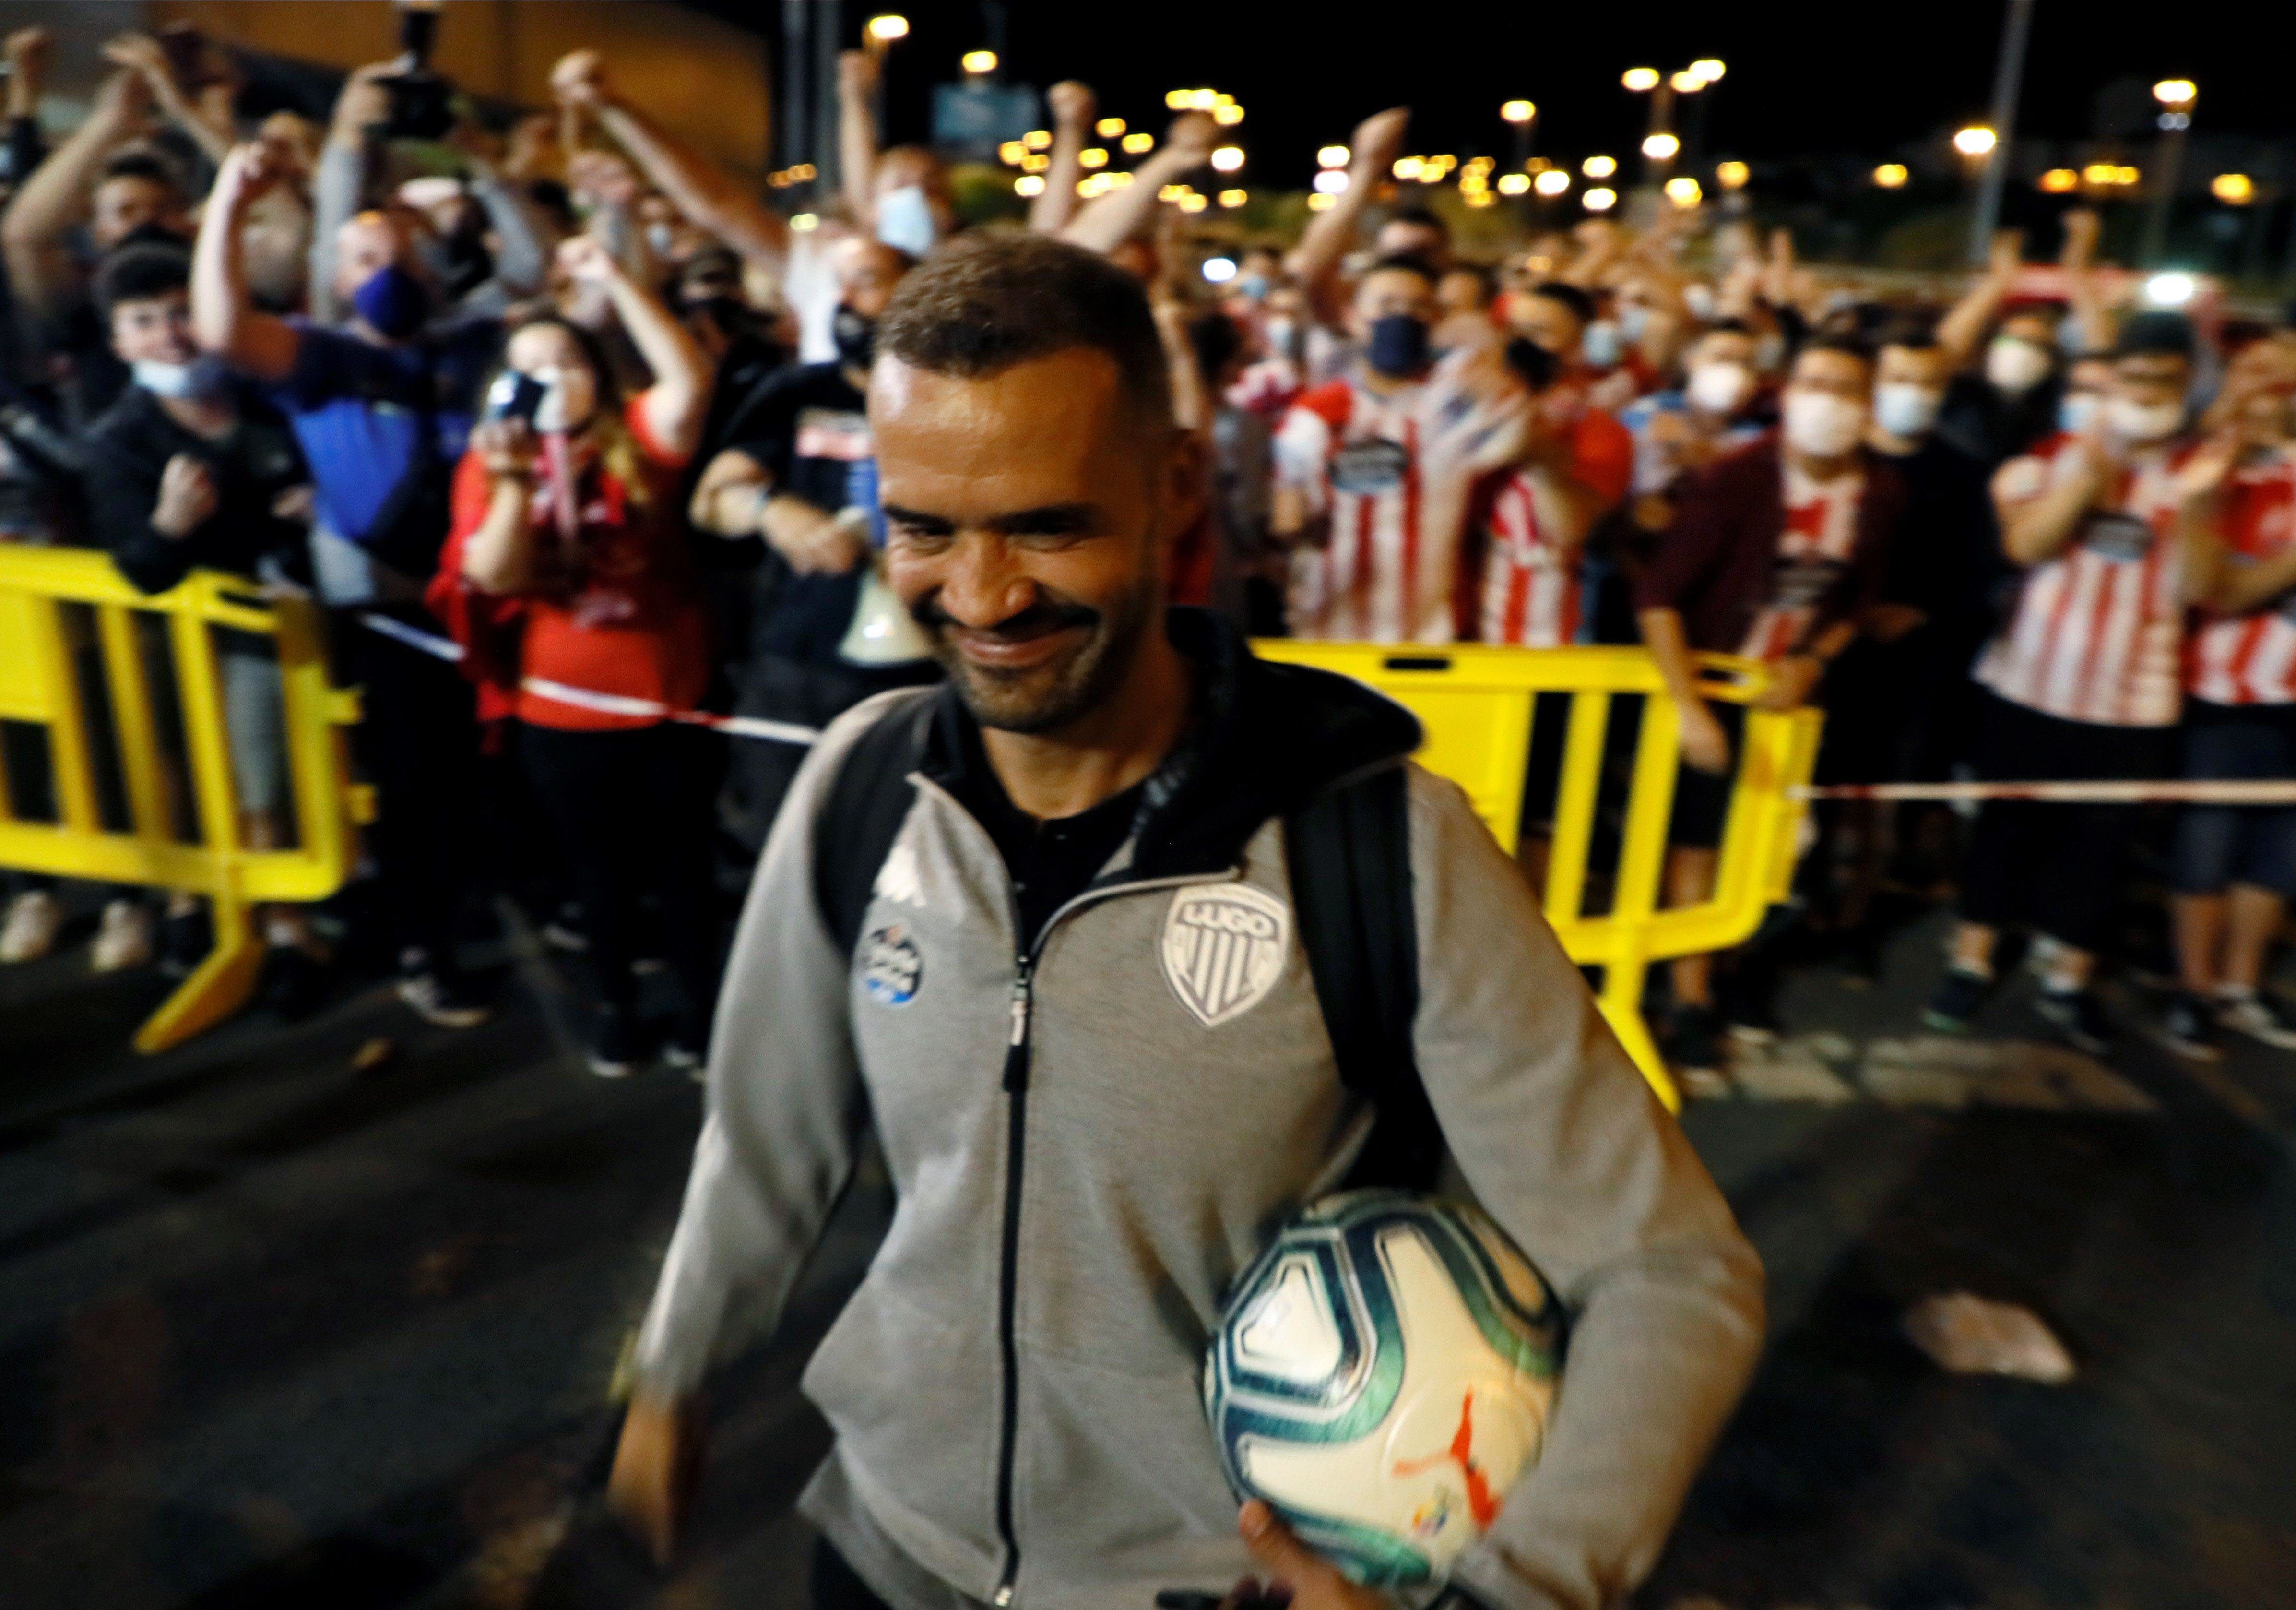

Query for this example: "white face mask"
[133,356,227,400]
[1783,389,1868,458]
[1985,334,2052,394]
[2108,394,2185,444]
[645,221,677,257]
[1685,360,1752,417]
[1873,381,1943,439]
[1580,319,1622,368]
[875,185,938,257]
[1617,303,1652,344]
[1682,282,1717,322]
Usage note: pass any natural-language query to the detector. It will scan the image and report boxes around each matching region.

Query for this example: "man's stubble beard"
[925,554,1158,737]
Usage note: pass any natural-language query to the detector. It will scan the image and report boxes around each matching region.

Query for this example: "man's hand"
[1049,80,1096,131]
[1676,695,1732,774]
[1219,1502,1397,1610]
[837,48,879,103]
[550,49,611,111]
[1986,227,2024,284]
[212,141,287,216]
[503,112,559,181]
[2059,207,2099,267]
[1756,654,1823,711]
[606,1390,703,1568]
[5,27,50,117]
[566,149,642,212]
[1347,107,1409,177]
[764,497,867,575]
[327,62,395,145]
[1161,111,1219,169]
[152,454,218,540]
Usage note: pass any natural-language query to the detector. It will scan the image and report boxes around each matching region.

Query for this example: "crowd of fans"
[2,25,2294,1084]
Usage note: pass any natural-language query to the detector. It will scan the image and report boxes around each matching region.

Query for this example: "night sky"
[702,1,2295,184]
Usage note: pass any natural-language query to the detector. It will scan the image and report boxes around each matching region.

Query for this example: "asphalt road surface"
[3,903,2292,1609]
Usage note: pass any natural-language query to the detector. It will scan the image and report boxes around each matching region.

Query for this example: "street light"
[1096,117,1125,137]
[1670,70,1703,93]
[1622,67,1660,92]
[1690,59,1726,83]
[1210,145,1244,173]
[1534,168,1571,197]
[1022,128,1051,150]
[865,13,909,42]
[1013,175,1044,198]
[1873,163,1909,188]
[1317,145,1349,168]
[2213,172,2255,205]
[1078,147,1108,169]
[2039,167,2078,192]
[1664,175,1702,208]
[1122,131,1153,155]
[961,49,997,74]
[1583,154,1617,179]
[1643,132,1680,161]
[1219,189,1246,208]
[1313,169,1349,195]
[1715,159,1750,190]
[1501,99,1535,124]
[1953,125,1998,157]
[1497,172,1530,195]
[1584,186,1618,211]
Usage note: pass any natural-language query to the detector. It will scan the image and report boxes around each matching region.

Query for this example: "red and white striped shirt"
[2187,447,2296,706]
[1739,463,1864,661]
[1473,467,1583,646]
[1276,377,1454,642]
[1976,432,2191,727]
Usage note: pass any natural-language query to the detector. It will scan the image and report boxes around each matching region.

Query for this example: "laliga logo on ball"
[1203,1192,1563,1586]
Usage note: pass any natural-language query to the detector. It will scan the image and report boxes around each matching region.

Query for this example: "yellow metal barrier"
[1254,642,1824,1108]
[0,547,364,1051]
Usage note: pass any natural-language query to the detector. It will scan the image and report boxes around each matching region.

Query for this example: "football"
[1202,1191,1563,1586]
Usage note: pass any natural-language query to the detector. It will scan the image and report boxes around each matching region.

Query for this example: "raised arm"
[458,419,542,593]
[558,234,712,460]
[837,48,881,229]
[3,28,52,178]
[1,68,150,318]
[553,49,790,272]
[1282,106,1408,315]
[192,143,302,383]
[2058,207,2116,357]
[306,62,395,322]
[1993,440,2107,567]
[1061,111,1217,257]
[101,32,231,167]
[1029,80,1097,236]
[1935,229,2022,373]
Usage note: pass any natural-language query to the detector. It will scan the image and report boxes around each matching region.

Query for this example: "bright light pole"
[1966,0,2033,265]
[2143,78,2197,266]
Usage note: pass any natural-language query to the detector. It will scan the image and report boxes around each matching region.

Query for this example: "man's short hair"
[100,148,182,196]
[1527,279,1596,326]
[1384,204,1450,240]
[1877,319,1940,354]
[95,242,191,318]
[2114,310,2197,362]
[1795,332,1874,367]
[1362,251,1439,289]
[1502,336,1559,392]
[876,232,1172,427]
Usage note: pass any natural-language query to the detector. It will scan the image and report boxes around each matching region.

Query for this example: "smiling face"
[872,346,1198,735]
[110,287,197,367]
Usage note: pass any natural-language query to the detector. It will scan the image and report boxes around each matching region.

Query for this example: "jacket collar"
[919,608,1422,881]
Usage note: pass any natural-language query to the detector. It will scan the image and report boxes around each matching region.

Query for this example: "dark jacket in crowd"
[82,382,308,594]
[1638,431,1905,655]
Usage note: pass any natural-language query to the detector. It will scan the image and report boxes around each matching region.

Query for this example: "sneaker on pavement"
[2215,987,2296,1051]
[397,968,490,1029]
[2035,985,2112,1054]
[588,1003,639,1079]
[0,889,62,963]
[2159,991,2221,1062]
[1923,966,1993,1032]
[90,898,154,972]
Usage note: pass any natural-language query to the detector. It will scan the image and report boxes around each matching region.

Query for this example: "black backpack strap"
[811,693,937,958]
[1285,763,1442,1192]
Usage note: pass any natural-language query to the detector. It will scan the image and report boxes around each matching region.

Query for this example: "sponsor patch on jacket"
[1161,883,1289,1027]
[862,923,923,1006]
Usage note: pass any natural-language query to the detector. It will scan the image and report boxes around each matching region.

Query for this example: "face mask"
[1985,334,2052,394]
[875,185,938,257]
[1365,312,1432,379]
[832,304,877,371]
[1686,360,1752,417]
[133,355,229,400]
[1580,319,1621,368]
[351,263,432,341]
[1873,382,1943,439]
[1264,316,1302,361]
[1783,389,1868,457]
[1683,282,1717,322]
[1617,303,1651,344]
[1235,273,1271,302]
[646,222,677,258]
[2059,392,2104,434]
[2109,394,2185,444]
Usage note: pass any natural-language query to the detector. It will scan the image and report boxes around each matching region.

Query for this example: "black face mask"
[833,304,877,372]
[1365,312,1432,379]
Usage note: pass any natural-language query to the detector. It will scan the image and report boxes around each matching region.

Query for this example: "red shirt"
[427,394,707,732]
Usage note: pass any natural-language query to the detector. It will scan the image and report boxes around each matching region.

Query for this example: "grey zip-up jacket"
[634,616,1764,1610]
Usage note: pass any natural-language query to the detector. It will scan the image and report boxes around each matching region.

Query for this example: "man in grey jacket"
[609,233,1763,1610]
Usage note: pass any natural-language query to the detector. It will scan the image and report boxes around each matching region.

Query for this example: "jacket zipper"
[910,773,1239,1610]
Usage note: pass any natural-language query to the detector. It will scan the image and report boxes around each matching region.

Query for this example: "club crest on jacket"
[1161,883,1290,1027]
